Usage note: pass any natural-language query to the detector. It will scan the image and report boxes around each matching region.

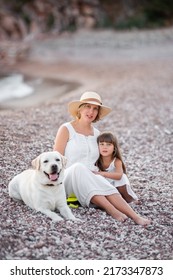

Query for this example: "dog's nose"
[51,164,58,173]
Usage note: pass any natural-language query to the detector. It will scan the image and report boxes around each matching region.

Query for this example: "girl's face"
[98,141,114,157]
[79,103,99,123]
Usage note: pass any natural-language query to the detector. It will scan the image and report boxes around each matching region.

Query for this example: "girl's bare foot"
[134,216,151,226]
[130,199,142,205]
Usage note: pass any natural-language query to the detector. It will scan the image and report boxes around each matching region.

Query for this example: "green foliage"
[46,14,55,31]
[144,0,173,23]
[115,14,148,30]
[1,0,173,31]
[96,16,113,29]
[99,0,173,30]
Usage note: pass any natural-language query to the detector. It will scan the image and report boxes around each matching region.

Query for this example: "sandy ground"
[0,28,173,260]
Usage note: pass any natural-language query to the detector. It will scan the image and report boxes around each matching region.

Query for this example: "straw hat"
[68,91,112,119]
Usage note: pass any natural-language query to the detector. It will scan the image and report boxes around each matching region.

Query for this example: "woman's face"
[79,103,99,122]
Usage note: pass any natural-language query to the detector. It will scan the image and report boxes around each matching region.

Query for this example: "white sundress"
[62,122,120,207]
[105,160,138,201]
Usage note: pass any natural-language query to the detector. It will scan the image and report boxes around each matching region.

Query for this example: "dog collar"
[44,182,63,187]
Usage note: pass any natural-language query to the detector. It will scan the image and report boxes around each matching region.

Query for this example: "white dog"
[8,151,77,222]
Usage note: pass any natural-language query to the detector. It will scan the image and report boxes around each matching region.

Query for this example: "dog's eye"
[55,158,60,162]
[43,160,48,163]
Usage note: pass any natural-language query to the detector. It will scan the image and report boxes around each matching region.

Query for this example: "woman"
[54,91,151,225]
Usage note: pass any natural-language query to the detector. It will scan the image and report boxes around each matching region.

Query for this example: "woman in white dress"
[54,91,151,225]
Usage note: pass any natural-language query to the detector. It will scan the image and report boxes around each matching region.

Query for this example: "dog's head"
[32,151,67,185]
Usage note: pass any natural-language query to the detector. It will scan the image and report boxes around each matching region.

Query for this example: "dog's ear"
[61,155,67,168]
[32,155,41,170]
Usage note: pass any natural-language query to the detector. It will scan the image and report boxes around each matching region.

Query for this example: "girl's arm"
[95,158,123,180]
[53,125,69,155]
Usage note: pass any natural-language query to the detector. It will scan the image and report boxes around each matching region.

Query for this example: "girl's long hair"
[95,132,127,174]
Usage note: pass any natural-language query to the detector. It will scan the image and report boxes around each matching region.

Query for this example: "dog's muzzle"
[51,164,58,174]
[44,164,61,182]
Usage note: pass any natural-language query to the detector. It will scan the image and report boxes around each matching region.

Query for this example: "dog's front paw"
[75,218,83,222]
[70,217,83,222]
[52,215,65,222]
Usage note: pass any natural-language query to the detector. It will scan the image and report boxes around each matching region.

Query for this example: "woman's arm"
[94,158,123,180]
[53,125,69,155]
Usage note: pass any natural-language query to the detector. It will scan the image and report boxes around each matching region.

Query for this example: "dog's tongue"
[49,173,58,181]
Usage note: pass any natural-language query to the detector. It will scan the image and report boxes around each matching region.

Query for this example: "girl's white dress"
[105,160,138,201]
[62,122,137,207]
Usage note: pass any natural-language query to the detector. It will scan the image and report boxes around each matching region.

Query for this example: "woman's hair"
[76,103,101,122]
[95,132,127,173]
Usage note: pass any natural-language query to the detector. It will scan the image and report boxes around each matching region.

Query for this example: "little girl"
[95,132,139,203]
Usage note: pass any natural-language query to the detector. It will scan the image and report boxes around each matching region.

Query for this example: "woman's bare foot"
[108,207,128,222]
[114,213,128,222]
[134,216,151,226]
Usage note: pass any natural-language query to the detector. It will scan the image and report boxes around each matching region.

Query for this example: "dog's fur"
[8,151,77,222]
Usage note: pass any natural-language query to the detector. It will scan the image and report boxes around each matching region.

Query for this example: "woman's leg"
[91,195,127,222]
[106,194,151,226]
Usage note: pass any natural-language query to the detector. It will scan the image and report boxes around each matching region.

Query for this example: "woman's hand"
[92,170,105,177]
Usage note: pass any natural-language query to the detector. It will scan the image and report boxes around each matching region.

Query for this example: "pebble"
[1,28,173,260]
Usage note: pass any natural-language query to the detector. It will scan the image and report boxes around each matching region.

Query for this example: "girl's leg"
[117,185,135,203]
[91,195,127,222]
[106,194,151,226]
[114,174,139,203]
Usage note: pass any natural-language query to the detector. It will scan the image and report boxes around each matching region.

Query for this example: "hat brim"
[68,100,112,119]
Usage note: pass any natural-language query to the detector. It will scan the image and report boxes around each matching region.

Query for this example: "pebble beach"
[0,28,173,260]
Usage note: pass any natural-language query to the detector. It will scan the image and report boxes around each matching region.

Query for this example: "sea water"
[0,74,34,102]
